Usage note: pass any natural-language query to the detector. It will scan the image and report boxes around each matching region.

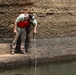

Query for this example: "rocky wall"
[0,0,76,66]
[0,0,34,43]
[0,0,76,42]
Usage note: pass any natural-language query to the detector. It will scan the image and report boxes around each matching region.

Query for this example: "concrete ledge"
[0,54,76,69]
[0,54,30,69]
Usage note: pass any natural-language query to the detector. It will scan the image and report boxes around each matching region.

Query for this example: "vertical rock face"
[0,0,33,43]
[0,0,76,43]
[34,0,76,38]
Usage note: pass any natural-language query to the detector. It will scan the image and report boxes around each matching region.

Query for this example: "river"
[0,61,76,75]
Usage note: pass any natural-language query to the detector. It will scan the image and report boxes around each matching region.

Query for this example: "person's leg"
[20,29,26,54]
[25,23,34,53]
[11,29,21,54]
[15,34,21,53]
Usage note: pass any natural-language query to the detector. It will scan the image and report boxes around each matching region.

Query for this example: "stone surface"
[28,36,76,63]
[0,54,30,69]
[1,0,76,42]
[0,43,10,54]
[1,0,76,68]
[0,36,76,67]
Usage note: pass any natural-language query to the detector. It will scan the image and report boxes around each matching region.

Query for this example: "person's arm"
[33,23,37,34]
[29,14,38,33]
[13,21,17,33]
[32,19,37,34]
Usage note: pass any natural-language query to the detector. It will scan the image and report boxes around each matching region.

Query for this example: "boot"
[11,49,15,55]
[20,50,27,54]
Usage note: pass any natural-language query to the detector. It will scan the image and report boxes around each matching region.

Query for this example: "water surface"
[0,61,76,75]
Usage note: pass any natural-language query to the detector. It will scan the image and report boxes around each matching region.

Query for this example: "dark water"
[0,61,76,75]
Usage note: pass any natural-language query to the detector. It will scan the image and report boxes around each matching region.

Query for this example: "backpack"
[17,20,30,28]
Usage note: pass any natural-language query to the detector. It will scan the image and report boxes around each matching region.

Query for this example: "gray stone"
[0,43,10,54]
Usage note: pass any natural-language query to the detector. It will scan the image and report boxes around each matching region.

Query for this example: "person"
[25,12,37,53]
[11,8,37,55]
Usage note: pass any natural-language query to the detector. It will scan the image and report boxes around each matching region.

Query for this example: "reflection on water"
[0,61,76,75]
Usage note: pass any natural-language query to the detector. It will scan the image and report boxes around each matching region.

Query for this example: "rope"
[33,33,37,75]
